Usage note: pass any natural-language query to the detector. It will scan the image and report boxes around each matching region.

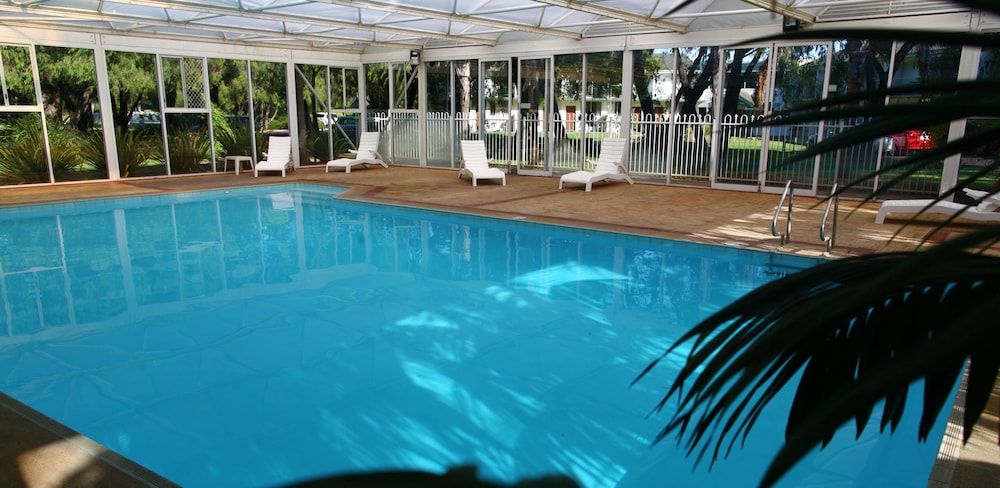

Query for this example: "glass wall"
[820,39,894,196]
[0,31,978,197]
[365,62,390,157]
[0,45,43,185]
[0,44,107,185]
[716,46,769,186]
[630,47,717,185]
[481,60,513,167]
[209,58,255,172]
[391,62,419,164]
[553,53,582,172]
[296,64,335,167]
[162,56,212,175]
[105,51,164,178]
[885,42,961,195]
[37,46,104,183]
[958,40,1000,198]
[763,44,828,190]
[424,59,477,168]
[248,60,289,168]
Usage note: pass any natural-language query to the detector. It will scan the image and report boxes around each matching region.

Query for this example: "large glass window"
[209,58,255,173]
[554,53,582,171]
[106,51,163,178]
[296,64,330,167]
[424,60,477,168]
[631,47,719,184]
[251,60,289,166]
[162,56,212,175]
[762,44,829,189]
[886,41,961,195]
[0,45,35,106]
[426,60,452,167]
[958,39,1000,195]
[0,46,46,186]
[585,52,622,137]
[821,39,893,194]
[39,46,105,182]
[717,46,769,186]
[303,65,360,162]
[481,60,512,167]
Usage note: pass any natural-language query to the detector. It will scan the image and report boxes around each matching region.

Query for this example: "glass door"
[515,57,551,175]
[479,59,513,169]
[761,44,830,195]
[715,46,770,190]
[715,43,831,195]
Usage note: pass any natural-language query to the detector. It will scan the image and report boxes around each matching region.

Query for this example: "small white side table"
[224,155,254,175]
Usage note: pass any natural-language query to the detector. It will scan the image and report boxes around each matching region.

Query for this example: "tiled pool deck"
[0,165,995,486]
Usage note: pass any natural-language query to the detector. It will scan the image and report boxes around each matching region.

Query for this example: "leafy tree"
[250,60,288,131]
[209,58,250,116]
[36,46,99,132]
[634,1,1000,487]
[631,50,659,117]
[365,62,390,111]
[106,51,158,130]
[0,45,36,105]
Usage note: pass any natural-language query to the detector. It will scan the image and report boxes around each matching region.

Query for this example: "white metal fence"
[378,110,942,197]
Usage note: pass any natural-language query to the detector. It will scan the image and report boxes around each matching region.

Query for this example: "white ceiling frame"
[533,0,690,33]
[740,0,817,23]
[320,0,584,40]
[113,0,498,46]
[0,6,427,50]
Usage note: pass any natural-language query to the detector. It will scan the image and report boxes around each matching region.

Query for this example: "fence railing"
[374,110,943,197]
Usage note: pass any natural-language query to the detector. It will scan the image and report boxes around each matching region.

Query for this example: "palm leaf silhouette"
[636,1,1000,487]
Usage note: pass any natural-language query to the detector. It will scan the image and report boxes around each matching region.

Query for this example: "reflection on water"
[0,184,939,488]
[0,185,796,336]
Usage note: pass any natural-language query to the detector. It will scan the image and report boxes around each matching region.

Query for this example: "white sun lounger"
[558,138,634,191]
[326,131,388,173]
[874,188,1000,224]
[254,136,293,177]
[459,139,506,186]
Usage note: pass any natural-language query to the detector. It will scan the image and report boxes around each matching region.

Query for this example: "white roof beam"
[740,0,817,23]
[113,0,497,46]
[322,0,584,39]
[533,0,689,33]
[0,5,419,49]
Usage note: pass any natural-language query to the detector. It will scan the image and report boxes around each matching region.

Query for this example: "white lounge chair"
[254,136,293,177]
[558,138,634,191]
[325,131,388,173]
[875,188,1000,224]
[459,139,506,187]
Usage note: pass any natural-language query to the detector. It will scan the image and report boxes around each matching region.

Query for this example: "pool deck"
[0,165,996,486]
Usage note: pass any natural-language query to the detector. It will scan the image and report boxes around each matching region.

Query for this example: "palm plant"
[0,115,82,184]
[166,129,212,174]
[79,127,160,178]
[633,1,1000,487]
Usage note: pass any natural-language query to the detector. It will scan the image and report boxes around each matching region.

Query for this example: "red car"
[891,130,935,152]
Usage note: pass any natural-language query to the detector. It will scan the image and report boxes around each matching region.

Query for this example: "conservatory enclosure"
[1,1,999,198]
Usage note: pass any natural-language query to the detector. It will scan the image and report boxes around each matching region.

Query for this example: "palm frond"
[637,3,1000,487]
[635,226,1000,488]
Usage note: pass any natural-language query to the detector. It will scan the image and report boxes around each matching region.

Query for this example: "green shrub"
[166,130,212,174]
[79,127,160,178]
[0,115,82,184]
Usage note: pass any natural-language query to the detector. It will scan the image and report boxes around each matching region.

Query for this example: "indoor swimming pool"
[0,183,947,487]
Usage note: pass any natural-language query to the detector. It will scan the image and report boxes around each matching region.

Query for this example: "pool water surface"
[0,183,947,487]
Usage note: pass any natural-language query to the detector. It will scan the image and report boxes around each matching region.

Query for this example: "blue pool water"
[0,183,946,487]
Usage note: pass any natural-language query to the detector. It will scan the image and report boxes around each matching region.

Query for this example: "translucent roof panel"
[1,0,973,53]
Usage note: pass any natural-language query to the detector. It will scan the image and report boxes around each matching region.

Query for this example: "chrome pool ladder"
[772,180,793,246]
[820,183,839,253]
